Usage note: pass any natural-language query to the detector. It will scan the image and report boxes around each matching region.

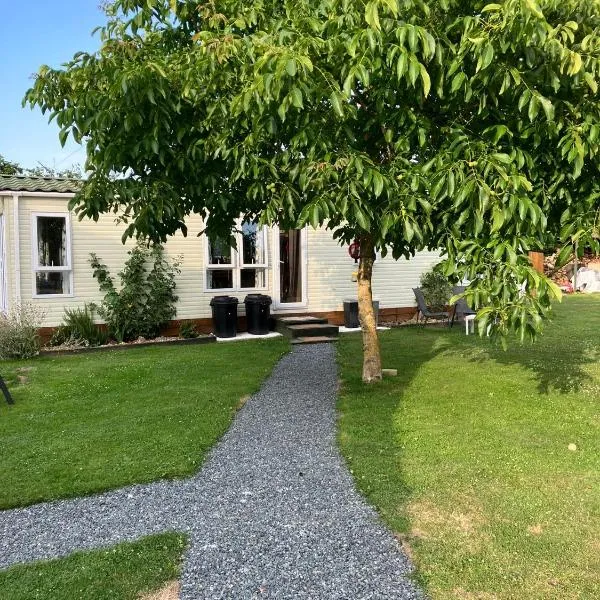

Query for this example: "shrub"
[50,304,108,348]
[420,265,452,311]
[90,243,181,342]
[179,320,199,339]
[0,303,44,360]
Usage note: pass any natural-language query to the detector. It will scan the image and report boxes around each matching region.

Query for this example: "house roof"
[0,174,82,194]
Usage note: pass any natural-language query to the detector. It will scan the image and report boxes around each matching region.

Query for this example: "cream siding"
[6,192,439,327]
[305,227,440,312]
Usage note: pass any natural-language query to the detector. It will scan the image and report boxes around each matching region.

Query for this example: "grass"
[0,339,288,509]
[0,533,186,600]
[337,296,600,599]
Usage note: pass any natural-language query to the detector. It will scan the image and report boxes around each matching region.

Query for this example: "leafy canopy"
[25,0,600,340]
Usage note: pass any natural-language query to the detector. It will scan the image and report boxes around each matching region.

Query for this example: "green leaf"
[286,59,297,77]
[528,95,540,121]
[538,95,555,121]
[310,204,320,229]
[373,171,384,197]
[555,244,574,269]
[481,3,502,11]
[396,52,407,79]
[365,1,380,30]
[58,128,69,147]
[477,44,494,72]
[330,92,344,117]
[290,88,303,109]
[546,279,563,300]
[584,72,598,94]
[492,206,504,232]
[569,52,583,75]
[451,72,466,93]
[524,0,544,19]
[420,64,431,96]
[491,153,511,164]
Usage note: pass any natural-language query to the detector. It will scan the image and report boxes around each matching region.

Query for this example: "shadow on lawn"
[336,328,453,534]
[336,298,599,531]
[457,296,600,394]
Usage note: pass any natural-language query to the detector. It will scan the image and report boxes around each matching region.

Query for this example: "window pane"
[208,238,232,265]
[207,270,233,289]
[240,268,265,289]
[36,272,69,295]
[37,217,67,267]
[241,222,264,265]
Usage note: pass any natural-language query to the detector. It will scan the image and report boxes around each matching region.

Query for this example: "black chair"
[450,286,476,328]
[413,288,451,326]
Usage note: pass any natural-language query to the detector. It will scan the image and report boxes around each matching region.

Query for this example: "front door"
[273,227,307,310]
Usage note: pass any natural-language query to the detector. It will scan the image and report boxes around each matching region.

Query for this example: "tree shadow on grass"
[456,296,600,395]
[335,298,600,575]
[336,327,453,535]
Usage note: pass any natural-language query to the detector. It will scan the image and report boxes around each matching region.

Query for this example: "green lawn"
[0,533,186,600]
[0,339,288,509]
[337,296,600,600]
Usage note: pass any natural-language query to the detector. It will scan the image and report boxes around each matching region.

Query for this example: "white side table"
[465,314,476,335]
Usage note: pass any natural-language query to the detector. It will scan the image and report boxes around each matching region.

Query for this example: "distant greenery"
[419,265,452,312]
[0,533,186,600]
[338,296,600,599]
[0,338,288,508]
[0,153,81,178]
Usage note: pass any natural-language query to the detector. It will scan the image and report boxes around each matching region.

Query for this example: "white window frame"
[204,222,269,293]
[31,212,73,298]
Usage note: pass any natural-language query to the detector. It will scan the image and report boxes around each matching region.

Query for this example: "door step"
[274,316,328,334]
[291,336,339,344]
[274,315,339,341]
[285,323,339,338]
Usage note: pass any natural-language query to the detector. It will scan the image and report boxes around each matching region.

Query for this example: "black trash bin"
[244,294,272,335]
[210,296,239,338]
[343,299,380,328]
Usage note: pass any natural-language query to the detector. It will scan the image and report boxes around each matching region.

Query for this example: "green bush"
[420,265,452,311]
[179,320,199,339]
[0,303,44,359]
[50,304,108,348]
[90,243,180,342]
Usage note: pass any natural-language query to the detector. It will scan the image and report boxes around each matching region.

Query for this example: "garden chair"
[450,286,477,334]
[412,288,451,326]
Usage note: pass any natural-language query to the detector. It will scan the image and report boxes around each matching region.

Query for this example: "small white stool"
[465,314,476,335]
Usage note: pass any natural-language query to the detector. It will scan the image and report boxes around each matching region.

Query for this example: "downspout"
[12,193,21,305]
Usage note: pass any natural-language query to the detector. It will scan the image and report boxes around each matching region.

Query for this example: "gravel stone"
[0,344,424,599]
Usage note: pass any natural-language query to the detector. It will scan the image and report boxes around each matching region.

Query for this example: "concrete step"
[274,316,328,333]
[291,336,339,344]
[285,323,339,338]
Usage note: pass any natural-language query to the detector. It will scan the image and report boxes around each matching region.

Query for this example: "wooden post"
[528,251,544,274]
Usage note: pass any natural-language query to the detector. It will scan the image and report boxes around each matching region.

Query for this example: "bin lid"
[210,295,239,306]
[244,294,272,305]
[343,298,358,303]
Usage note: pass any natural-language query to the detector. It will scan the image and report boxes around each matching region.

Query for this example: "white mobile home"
[0,174,440,334]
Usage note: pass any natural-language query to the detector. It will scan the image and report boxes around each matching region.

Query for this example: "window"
[32,213,72,296]
[205,221,268,291]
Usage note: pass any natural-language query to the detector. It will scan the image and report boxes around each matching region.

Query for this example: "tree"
[0,155,23,175]
[25,0,600,382]
[0,154,81,178]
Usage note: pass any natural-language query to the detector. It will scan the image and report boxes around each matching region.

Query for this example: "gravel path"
[0,344,423,599]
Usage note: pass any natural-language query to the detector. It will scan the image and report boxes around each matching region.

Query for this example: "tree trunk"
[357,234,382,383]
